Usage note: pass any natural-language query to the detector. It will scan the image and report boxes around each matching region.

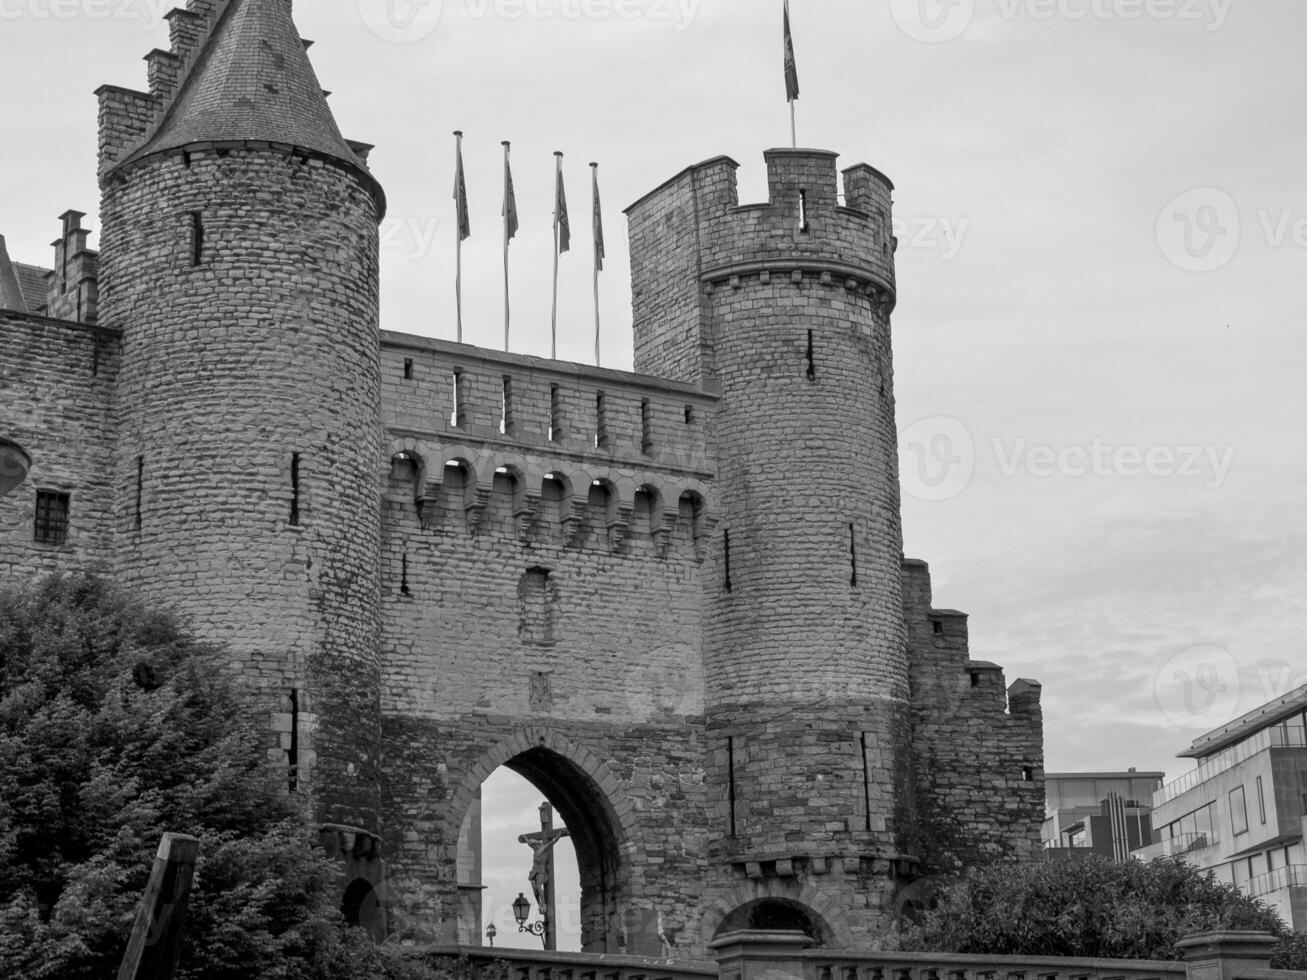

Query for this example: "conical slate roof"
[120,0,371,182]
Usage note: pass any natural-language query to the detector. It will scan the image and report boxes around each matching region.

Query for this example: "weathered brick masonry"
[0,0,1044,957]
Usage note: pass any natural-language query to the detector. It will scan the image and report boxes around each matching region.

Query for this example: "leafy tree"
[0,574,438,979]
[896,854,1306,969]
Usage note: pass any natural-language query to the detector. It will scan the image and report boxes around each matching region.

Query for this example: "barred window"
[34,490,70,545]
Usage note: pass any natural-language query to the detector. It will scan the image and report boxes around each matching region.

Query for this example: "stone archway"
[700,882,852,950]
[448,729,638,953]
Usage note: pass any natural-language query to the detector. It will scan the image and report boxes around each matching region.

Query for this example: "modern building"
[1043,770,1163,860]
[1137,683,1307,930]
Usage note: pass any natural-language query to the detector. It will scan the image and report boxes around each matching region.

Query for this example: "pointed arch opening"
[451,735,633,955]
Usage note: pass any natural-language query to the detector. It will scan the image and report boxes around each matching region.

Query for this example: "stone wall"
[902,559,1045,874]
[376,335,720,950]
[0,311,118,579]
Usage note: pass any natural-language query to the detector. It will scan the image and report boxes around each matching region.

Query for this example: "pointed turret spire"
[118,0,377,199]
[0,235,27,312]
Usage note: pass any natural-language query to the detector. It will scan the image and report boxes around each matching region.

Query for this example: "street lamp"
[512,892,546,946]
[485,922,496,947]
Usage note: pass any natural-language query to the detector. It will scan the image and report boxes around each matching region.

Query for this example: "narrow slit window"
[287,689,300,793]
[849,523,858,586]
[401,552,411,596]
[549,384,563,443]
[403,357,414,380]
[727,736,737,837]
[451,370,466,428]
[289,453,301,526]
[595,391,609,450]
[189,211,203,267]
[861,733,872,831]
[723,529,732,592]
[135,455,144,530]
[684,405,695,425]
[806,330,816,380]
[799,189,809,232]
[33,490,70,545]
[1257,775,1266,824]
[501,376,514,436]
[640,399,653,455]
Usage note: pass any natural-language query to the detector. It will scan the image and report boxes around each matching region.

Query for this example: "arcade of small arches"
[386,439,716,556]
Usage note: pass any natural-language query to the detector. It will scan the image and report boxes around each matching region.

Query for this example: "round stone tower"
[96,0,386,851]
[626,148,913,942]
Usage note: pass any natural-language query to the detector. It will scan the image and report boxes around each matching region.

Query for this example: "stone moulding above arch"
[443,727,638,853]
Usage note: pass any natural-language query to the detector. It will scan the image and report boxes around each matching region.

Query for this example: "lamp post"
[513,892,546,947]
[485,922,497,947]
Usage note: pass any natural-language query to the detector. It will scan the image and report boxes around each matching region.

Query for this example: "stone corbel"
[515,489,541,542]
[652,520,673,560]
[562,499,587,547]
[465,485,491,535]
[607,504,633,554]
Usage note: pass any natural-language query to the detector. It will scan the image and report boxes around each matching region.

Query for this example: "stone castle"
[0,0,1044,956]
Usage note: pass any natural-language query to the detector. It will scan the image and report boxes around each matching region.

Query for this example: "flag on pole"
[591,163,605,272]
[503,148,519,241]
[783,0,800,103]
[555,158,571,254]
[453,134,471,241]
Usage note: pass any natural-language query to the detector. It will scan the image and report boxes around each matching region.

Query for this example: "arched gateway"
[445,730,638,953]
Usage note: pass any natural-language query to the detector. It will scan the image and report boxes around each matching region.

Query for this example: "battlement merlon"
[625,149,898,385]
[380,332,719,486]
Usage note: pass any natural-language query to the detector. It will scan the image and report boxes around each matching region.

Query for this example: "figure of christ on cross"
[518,801,570,949]
[518,825,570,913]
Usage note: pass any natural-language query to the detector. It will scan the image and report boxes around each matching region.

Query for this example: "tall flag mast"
[551,151,570,361]
[591,162,605,367]
[502,141,519,352]
[784,0,800,148]
[453,131,471,342]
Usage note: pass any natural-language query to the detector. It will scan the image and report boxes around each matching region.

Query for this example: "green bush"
[897,854,1306,966]
[0,574,441,979]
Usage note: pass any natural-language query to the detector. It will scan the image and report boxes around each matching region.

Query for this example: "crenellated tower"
[627,149,915,939]
[94,0,387,915]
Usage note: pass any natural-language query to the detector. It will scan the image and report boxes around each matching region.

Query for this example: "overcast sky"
[5,0,1306,951]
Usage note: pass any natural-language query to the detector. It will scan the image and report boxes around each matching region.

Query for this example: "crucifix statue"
[518,802,570,950]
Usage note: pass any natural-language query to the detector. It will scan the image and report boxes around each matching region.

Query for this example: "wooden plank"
[117,833,201,980]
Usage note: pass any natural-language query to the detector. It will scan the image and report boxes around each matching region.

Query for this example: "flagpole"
[784,0,799,148]
[552,151,563,362]
[454,131,464,343]
[591,162,601,367]
[502,141,512,352]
